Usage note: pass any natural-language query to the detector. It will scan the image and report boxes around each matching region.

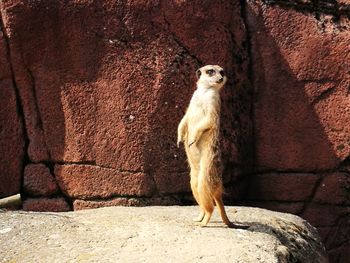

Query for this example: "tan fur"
[177,65,235,228]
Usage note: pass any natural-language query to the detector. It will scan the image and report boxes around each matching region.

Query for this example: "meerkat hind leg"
[200,209,214,227]
[198,184,214,227]
[190,170,205,222]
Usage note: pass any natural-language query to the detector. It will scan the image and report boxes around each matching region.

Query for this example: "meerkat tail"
[214,189,250,229]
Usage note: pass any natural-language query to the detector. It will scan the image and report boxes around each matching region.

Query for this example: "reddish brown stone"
[55,164,155,199]
[247,0,350,171]
[316,227,332,244]
[247,173,320,201]
[0,24,24,198]
[224,179,248,202]
[23,197,70,212]
[0,0,251,197]
[327,218,350,263]
[23,164,58,196]
[314,172,350,205]
[328,244,350,263]
[324,216,350,250]
[301,204,349,227]
[244,201,304,215]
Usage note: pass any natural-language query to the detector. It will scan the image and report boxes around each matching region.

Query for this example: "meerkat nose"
[217,77,224,83]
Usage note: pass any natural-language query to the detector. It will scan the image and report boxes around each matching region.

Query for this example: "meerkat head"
[196,65,227,90]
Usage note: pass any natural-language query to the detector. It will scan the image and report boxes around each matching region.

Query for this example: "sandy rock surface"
[0,206,327,263]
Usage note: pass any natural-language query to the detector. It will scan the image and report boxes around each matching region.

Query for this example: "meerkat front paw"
[188,140,196,147]
[193,212,205,222]
[188,135,197,147]
[177,139,182,148]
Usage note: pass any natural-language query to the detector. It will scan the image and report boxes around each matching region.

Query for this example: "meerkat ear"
[196,69,201,79]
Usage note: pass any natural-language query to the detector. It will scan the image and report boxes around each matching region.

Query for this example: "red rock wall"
[0,10,24,198]
[244,1,350,262]
[0,0,252,207]
[0,0,349,261]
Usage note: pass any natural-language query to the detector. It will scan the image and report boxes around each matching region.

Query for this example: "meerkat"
[177,65,237,228]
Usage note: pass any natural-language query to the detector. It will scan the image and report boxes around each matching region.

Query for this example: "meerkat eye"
[206,69,215,76]
[219,70,225,77]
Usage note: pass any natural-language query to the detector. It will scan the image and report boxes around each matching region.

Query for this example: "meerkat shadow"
[229,223,251,230]
[199,222,251,229]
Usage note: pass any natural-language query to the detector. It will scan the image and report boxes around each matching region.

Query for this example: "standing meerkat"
[177,65,237,228]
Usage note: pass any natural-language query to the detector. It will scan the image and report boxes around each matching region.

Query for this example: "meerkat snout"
[217,69,225,83]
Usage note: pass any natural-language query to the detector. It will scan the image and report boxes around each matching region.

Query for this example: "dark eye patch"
[206,69,215,76]
[219,70,225,77]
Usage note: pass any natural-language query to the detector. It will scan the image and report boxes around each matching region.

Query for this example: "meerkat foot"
[193,211,205,222]
[199,212,212,227]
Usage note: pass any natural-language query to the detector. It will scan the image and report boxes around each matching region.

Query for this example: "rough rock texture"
[243,1,350,261]
[246,0,350,171]
[0,0,252,199]
[0,206,328,263]
[22,197,70,212]
[314,172,350,205]
[0,17,24,198]
[247,173,320,201]
[0,0,349,261]
[55,164,155,199]
[23,164,58,196]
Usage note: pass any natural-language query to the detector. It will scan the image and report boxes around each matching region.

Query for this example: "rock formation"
[0,206,328,263]
[0,0,348,261]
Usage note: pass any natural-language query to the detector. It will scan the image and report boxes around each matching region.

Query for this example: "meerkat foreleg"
[177,116,188,147]
[188,117,213,146]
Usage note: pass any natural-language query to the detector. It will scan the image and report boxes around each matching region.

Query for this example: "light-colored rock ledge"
[0,206,328,263]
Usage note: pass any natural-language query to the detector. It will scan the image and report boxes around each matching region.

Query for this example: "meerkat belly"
[185,107,205,166]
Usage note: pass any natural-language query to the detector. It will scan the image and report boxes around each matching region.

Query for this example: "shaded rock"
[246,0,350,171]
[301,203,350,227]
[23,164,58,196]
[0,206,328,262]
[245,201,305,215]
[22,197,70,212]
[325,216,350,263]
[0,19,24,198]
[314,172,350,205]
[247,173,320,201]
